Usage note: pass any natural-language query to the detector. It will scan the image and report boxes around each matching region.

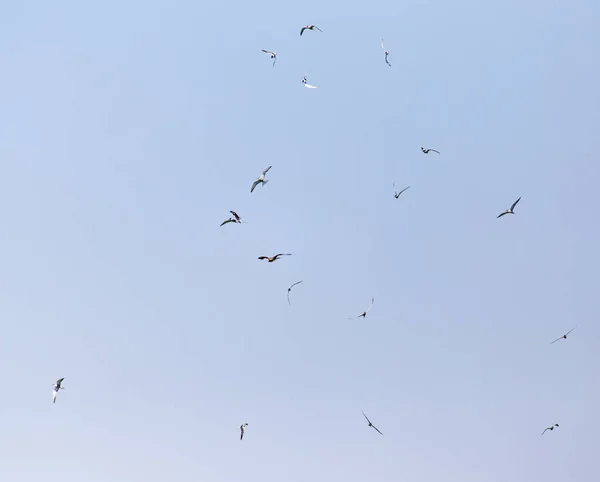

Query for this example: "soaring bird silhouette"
[240,423,249,440]
[52,377,65,404]
[261,49,277,67]
[421,147,440,154]
[302,76,318,89]
[351,298,374,319]
[542,423,559,435]
[287,280,303,305]
[393,182,410,199]
[381,39,391,66]
[258,253,291,263]
[220,211,243,226]
[300,25,322,36]
[497,197,521,218]
[251,166,272,193]
[550,327,577,344]
[362,411,383,435]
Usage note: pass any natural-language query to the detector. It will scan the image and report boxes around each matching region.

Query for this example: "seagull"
[240,423,249,440]
[362,411,383,435]
[300,25,322,36]
[261,50,277,67]
[287,280,303,305]
[421,147,440,154]
[497,197,521,218]
[251,166,272,193]
[550,327,577,344]
[302,76,318,89]
[541,423,559,435]
[52,377,65,404]
[350,298,374,319]
[220,211,243,226]
[393,182,410,199]
[381,39,391,66]
[258,253,291,263]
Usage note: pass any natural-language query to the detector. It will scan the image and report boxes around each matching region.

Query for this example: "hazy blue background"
[0,1,598,481]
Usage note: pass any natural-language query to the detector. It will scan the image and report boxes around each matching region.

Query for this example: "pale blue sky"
[1,1,599,481]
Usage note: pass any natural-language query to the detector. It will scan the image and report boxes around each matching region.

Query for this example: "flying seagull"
[261,49,277,67]
[240,423,249,440]
[381,39,391,66]
[52,377,65,404]
[393,182,410,199]
[287,280,303,305]
[542,423,559,435]
[258,253,291,263]
[421,147,440,154]
[497,197,521,218]
[302,76,318,89]
[550,327,577,344]
[350,298,374,319]
[300,25,322,36]
[251,166,272,193]
[220,211,243,227]
[362,411,383,435]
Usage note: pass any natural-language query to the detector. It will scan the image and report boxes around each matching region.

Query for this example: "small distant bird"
[542,423,559,435]
[220,211,243,227]
[302,76,318,89]
[393,182,410,199]
[287,280,303,305]
[351,298,374,319]
[300,25,322,36]
[52,377,65,404]
[421,147,440,154]
[381,39,391,66]
[362,411,383,435]
[550,327,577,344]
[261,49,277,67]
[240,423,249,440]
[497,197,521,218]
[251,166,272,193]
[258,253,291,263]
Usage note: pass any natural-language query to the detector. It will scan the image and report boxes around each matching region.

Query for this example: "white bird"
[251,166,272,193]
[381,39,391,67]
[300,25,323,36]
[302,76,318,89]
[52,377,65,404]
[261,49,277,67]
[497,197,521,218]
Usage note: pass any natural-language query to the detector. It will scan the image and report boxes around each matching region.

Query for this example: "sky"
[0,1,599,481]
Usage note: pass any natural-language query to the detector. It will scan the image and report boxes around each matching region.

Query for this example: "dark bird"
[350,298,374,319]
[362,411,383,435]
[220,211,243,226]
[300,25,322,36]
[421,147,440,154]
[497,197,521,218]
[258,253,291,263]
[251,166,272,193]
[240,423,249,440]
[52,377,65,404]
[393,182,410,199]
[261,49,277,67]
[381,39,391,67]
[287,280,303,305]
[542,423,559,435]
[550,327,577,344]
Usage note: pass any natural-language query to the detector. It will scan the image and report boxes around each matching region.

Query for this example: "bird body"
[52,377,65,404]
[240,423,249,440]
[497,197,521,218]
[421,147,440,154]
[251,166,272,193]
[261,49,277,67]
[542,423,559,435]
[300,25,322,36]
[258,253,291,263]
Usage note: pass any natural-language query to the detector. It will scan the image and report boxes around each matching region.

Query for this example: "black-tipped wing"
[258,256,269,260]
[275,253,291,258]
[372,425,384,435]
[497,211,508,218]
[250,180,261,193]
[220,218,235,226]
[541,428,549,435]
[510,197,521,211]
[262,166,272,175]
[396,186,410,197]
[56,377,64,385]
[362,411,372,425]
[314,26,323,32]
[300,27,307,36]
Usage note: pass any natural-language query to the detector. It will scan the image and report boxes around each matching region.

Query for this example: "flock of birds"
[49,21,581,444]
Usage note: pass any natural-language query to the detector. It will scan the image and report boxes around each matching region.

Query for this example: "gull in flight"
[240,423,249,440]
[52,377,65,404]
[497,197,521,218]
[251,166,272,193]
[350,298,374,319]
[258,253,291,263]
[550,327,577,344]
[393,182,410,199]
[261,49,277,67]
[381,39,391,66]
[300,25,322,36]
[302,76,318,89]
[362,411,383,435]
[220,210,243,226]
[421,147,440,154]
[542,423,559,435]
[287,280,303,305]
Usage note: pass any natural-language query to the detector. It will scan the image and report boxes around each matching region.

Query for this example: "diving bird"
[52,377,65,404]
[497,197,521,218]
[421,147,440,154]
[302,76,318,89]
[550,327,577,344]
[542,423,559,435]
[287,280,303,305]
[381,39,391,66]
[240,423,249,440]
[258,253,291,263]
[351,298,374,319]
[393,182,410,199]
[362,411,383,435]
[261,49,277,67]
[251,166,272,193]
[300,25,322,36]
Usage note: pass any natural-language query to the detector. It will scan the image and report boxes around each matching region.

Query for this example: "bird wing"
[262,50,274,55]
[372,425,384,435]
[304,83,318,89]
[564,327,577,336]
[362,411,372,425]
[430,149,440,154]
[56,378,64,385]
[497,212,508,218]
[53,390,57,403]
[274,254,291,259]
[381,38,386,51]
[250,179,261,192]
[272,57,276,67]
[314,26,323,32]
[258,256,268,260]
[290,280,303,289]
[230,211,241,222]
[398,186,411,196]
[220,219,235,226]
[365,298,375,313]
[300,27,307,36]
[550,336,563,344]
[541,428,549,435]
[240,428,244,440]
[261,166,272,175]
[510,197,521,211]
